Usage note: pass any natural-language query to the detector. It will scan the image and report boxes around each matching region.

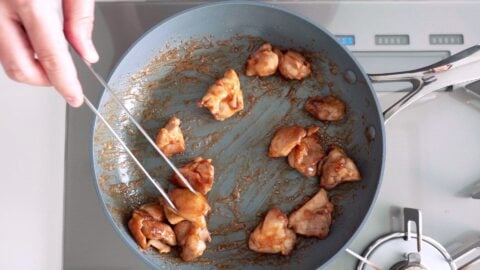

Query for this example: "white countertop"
[0,70,65,269]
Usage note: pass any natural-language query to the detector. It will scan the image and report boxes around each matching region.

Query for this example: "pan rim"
[89,1,386,269]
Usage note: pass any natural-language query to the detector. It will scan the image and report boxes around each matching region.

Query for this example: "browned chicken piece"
[139,202,165,221]
[163,206,186,225]
[148,239,172,253]
[128,204,177,253]
[319,145,361,189]
[174,220,196,246]
[248,208,297,256]
[171,157,214,195]
[305,95,346,121]
[164,188,211,228]
[174,220,212,262]
[164,207,183,224]
[269,125,306,158]
[246,43,280,77]
[288,189,334,239]
[128,210,150,249]
[198,69,244,121]
[141,220,177,246]
[155,117,185,157]
[288,126,325,176]
[278,50,311,80]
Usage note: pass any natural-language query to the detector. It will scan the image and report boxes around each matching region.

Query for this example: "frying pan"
[90,2,480,269]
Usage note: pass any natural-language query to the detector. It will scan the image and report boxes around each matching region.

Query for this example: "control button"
[430,34,464,45]
[375,35,410,45]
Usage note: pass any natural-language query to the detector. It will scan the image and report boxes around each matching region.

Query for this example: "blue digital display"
[335,35,355,45]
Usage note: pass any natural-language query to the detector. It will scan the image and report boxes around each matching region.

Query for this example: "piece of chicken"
[288,189,334,239]
[155,117,185,157]
[163,188,211,228]
[128,203,177,253]
[174,220,212,262]
[141,220,177,246]
[171,157,214,195]
[278,50,311,80]
[288,126,325,176]
[248,208,297,256]
[147,239,173,253]
[139,202,165,221]
[163,206,186,225]
[305,95,346,121]
[269,126,306,158]
[246,43,280,77]
[319,145,361,189]
[198,69,244,121]
[128,210,151,249]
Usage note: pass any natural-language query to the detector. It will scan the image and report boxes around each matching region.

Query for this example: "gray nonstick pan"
[90,2,480,269]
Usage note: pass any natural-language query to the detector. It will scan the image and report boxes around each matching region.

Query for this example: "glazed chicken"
[155,116,185,157]
[139,202,165,221]
[319,145,361,189]
[269,125,307,158]
[288,126,325,177]
[248,208,297,256]
[128,202,177,253]
[305,95,346,121]
[245,43,280,77]
[288,189,334,239]
[278,50,311,80]
[163,188,211,228]
[171,157,214,195]
[198,69,244,121]
[174,220,212,261]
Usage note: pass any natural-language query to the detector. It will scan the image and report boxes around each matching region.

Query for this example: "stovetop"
[64,1,480,269]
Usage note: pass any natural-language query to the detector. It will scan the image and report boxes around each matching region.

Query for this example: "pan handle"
[367,45,480,124]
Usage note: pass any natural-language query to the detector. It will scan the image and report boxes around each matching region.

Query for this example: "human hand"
[0,0,98,107]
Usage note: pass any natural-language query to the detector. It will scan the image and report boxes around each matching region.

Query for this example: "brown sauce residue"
[210,221,246,236]
[108,179,143,197]
[210,240,246,253]
[329,61,338,75]
[216,40,232,47]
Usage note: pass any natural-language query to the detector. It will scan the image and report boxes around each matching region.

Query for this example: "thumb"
[63,0,98,63]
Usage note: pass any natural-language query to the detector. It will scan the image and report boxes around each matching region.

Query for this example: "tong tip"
[165,200,179,214]
[176,173,200,196]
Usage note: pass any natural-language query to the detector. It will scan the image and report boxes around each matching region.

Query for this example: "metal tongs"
[78,56,198,212]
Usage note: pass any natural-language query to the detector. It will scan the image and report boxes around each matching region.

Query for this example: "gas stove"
[64,1,480,269]
[354,208,479,270]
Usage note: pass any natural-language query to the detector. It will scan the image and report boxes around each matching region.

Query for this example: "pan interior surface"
[91,2,384,270]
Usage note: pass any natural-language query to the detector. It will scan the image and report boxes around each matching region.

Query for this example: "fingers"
[0,16,50,86]
[18,1,84,107]
[63,0,98,63]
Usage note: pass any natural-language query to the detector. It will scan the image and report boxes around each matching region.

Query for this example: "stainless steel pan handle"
[368,45,480,123]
